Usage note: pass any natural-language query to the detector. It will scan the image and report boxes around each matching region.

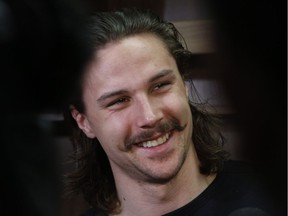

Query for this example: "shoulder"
[82,207,107,216]
[219,160,269,197]
[222,159,257,173]
[221,160,273,194]
[164,160,277,216]
[215,160,279,215]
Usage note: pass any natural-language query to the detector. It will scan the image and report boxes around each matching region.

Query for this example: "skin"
[72,33,215,216]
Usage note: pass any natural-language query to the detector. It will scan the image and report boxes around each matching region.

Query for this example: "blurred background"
[1,0,286,215]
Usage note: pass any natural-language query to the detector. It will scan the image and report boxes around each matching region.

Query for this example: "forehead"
[82,33,179,95]
[88,34,172,74]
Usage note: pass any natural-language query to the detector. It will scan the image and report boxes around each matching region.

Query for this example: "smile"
[138,132,171,148]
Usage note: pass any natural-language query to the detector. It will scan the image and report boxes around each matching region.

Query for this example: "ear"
[70,105,96,138]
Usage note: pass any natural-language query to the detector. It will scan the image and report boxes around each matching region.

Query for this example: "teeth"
[139,133,170,148]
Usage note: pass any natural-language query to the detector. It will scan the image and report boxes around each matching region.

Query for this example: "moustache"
[125,118,186,149]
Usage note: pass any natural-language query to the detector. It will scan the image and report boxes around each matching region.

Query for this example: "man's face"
[76,33,194,183]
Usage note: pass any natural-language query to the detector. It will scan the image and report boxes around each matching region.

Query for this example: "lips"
[125,118,185,150]
[137,132,171,148]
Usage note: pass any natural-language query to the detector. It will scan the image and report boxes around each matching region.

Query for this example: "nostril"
[139,110,163,129]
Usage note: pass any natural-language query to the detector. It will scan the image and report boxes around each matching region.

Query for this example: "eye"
[107,97,130,108]
[153,82,171,91]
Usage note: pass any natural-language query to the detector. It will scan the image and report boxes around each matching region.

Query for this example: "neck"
[110,148,216,216]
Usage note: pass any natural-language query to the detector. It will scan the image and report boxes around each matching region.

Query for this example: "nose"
[135,96,163,129]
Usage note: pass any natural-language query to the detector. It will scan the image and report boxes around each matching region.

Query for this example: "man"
[65,8,276,216]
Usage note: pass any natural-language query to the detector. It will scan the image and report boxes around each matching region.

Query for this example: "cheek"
[165,90,190,120]
[177,101,191,126]
[91,114,130,152]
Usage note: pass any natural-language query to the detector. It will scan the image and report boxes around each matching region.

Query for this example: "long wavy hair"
[64,8,228,214]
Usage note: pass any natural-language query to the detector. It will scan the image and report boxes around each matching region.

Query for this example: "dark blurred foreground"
[0,0,89,215]
[208,1,286,214]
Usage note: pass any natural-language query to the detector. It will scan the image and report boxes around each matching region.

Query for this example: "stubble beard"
[127,118,190,184]
[133,143,189,185]
[133,131,192,184]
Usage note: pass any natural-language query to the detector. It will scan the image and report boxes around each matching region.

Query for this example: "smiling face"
[72,33,196,184]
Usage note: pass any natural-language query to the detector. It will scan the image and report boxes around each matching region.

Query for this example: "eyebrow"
[96,69,175,103]
[148,69,174,83]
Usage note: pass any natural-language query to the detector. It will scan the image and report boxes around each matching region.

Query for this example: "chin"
[142,155,187,184]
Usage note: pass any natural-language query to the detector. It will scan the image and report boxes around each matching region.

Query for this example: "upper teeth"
[139,133,170,148]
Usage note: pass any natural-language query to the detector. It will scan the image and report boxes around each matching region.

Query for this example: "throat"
[115,172,216,216]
